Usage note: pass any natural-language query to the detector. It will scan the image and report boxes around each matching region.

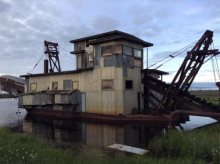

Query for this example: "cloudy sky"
[1,0,220,82]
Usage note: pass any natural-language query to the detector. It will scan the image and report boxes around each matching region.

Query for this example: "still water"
[0,98,217,149]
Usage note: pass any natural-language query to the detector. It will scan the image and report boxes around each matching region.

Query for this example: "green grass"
[1,125,220,163]
[149,124,220,163]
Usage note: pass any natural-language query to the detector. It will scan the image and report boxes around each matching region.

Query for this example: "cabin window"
[88,54,93,61]
[114,44,122,54]
[72,81,78,90]
[63,80,72,90]
[52,82,58,90]
[102,80,114,90]
[30,83,37,91]
[134,49,142,58]
[123,45,132,56]
[101,45,113,56]
[125,80,133,89]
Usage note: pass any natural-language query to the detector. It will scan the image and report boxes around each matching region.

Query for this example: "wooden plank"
[108,144,149,155]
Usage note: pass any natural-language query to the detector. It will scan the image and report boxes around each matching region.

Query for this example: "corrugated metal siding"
[94,44,100,67]
[25,78,29,92]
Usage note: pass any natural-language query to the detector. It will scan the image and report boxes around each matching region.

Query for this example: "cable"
[60,52,75,61]
[27,53,45,74]
[147,40,198,69]
[60,46,71,54]
[211,58,217,83]
[154,43,195,69]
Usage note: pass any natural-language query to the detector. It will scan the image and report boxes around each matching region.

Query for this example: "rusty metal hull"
[23,108,188,124]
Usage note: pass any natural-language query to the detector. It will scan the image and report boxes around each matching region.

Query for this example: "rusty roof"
[70,30,153,47]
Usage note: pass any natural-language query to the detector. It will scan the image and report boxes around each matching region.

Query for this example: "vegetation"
[2,124,220,163]
[149,124,220,163]
[189,90,219,105]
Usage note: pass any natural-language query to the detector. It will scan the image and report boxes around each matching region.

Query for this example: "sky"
[0,0,220,82]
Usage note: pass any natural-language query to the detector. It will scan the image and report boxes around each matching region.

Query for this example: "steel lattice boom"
[154,30,220,115]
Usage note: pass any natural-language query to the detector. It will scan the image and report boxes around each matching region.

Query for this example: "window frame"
[101,79,114,90]
[114,44,123,54]
[101,45,113,56]
[123,45,133,56]
[52,82,58,90]
[125,80,133,90]
[72,81,79,90]
[133,48,142,58]
[30,83,37,92]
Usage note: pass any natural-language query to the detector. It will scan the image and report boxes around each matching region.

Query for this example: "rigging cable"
[154,42,196,69]
[147,40,198,69]
[27,53,45,74]
[211,58,217,83]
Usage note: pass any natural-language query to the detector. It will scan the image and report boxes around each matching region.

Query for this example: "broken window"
[72,81,78,90]
[102,80,114,90]
[52,82,58,90]
[134,49,142,58]
[125,80,133,89]
[30,83,37,91]
[114,44,122,54]
[101,45,113,56]
[123,45,132,56]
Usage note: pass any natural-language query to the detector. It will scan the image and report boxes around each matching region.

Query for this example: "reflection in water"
[23,114,166,148]
[0,98,217,149]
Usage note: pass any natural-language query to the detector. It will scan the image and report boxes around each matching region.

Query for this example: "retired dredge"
[1,30,220,125]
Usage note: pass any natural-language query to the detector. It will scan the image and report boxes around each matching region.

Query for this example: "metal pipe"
[44,60,48,74]
[169,110,220,129]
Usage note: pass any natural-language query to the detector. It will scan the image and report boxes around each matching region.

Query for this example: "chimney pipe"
[44,59,48,74]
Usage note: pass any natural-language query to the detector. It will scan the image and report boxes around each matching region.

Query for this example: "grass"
[149,124,220,163]
[1,124,220,163]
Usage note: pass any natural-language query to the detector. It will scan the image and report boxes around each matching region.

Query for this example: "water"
[0,98,217,149]
[190,82,218,90]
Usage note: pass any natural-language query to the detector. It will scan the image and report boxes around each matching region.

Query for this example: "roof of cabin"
[70,30,153,47]
[142,69,169,75]
[20,67,94,78]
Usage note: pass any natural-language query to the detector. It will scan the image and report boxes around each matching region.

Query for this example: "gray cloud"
[0,0,11,13]
[90,15,120,32]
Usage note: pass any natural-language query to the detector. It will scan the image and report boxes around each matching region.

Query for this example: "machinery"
[143,30,220,115]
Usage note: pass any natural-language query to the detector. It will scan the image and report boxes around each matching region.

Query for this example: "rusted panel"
[94,44,101,67]
[134,59,142,67]
[114,44,122,54]
[82,52,87,68]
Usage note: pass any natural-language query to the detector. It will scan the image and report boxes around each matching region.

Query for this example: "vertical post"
[147,47,148,68]
[44,60,48,74]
